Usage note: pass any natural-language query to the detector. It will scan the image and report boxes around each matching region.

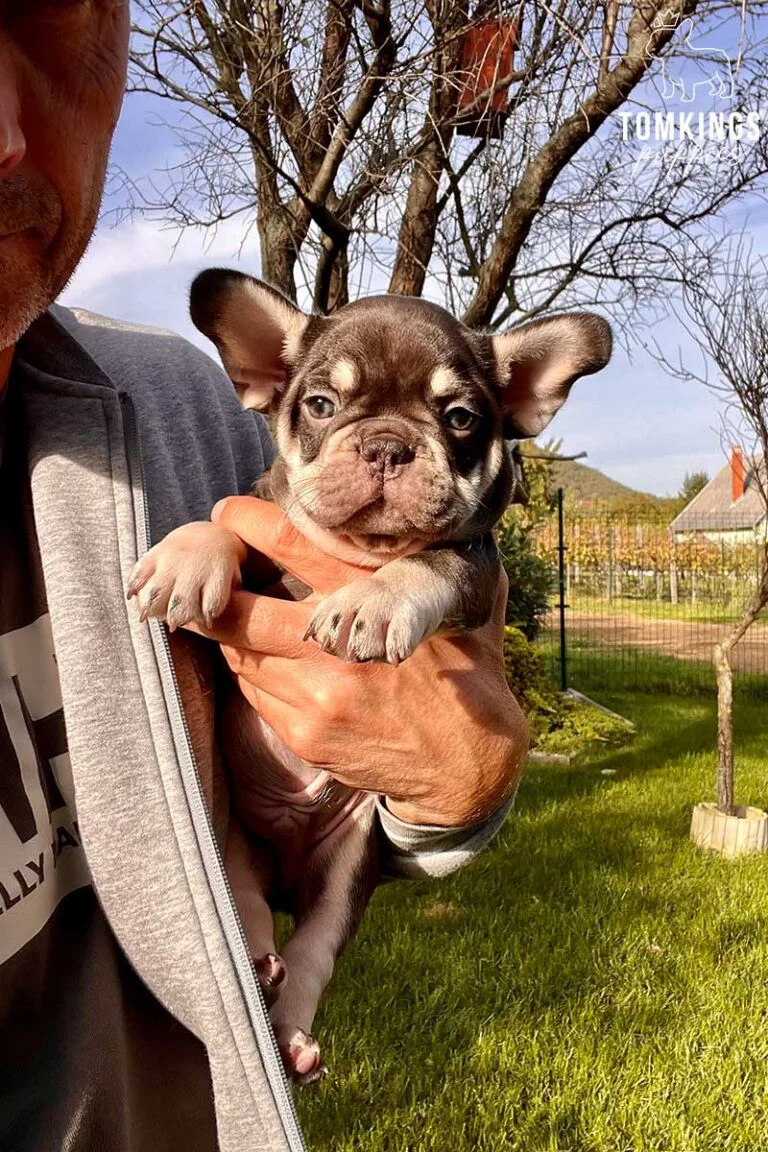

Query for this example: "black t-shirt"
[0,370,219,1151]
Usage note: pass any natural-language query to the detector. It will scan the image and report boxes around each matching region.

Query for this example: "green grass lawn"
[297,689,768,1152]
[538,639,768,701]
[564,594,768,628]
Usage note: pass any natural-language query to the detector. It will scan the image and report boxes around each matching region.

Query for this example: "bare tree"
[670,250,768,814]
[129,1,768,326]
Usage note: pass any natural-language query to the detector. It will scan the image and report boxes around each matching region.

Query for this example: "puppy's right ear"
[190,269,309,412]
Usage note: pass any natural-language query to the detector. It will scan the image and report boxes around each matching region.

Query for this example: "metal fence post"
[557,486,567,691]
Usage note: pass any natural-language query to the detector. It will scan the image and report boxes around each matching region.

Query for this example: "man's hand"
[188,497,529,828]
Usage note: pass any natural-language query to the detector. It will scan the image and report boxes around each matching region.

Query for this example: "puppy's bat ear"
[190,269,309,412]
[490,313,612,437]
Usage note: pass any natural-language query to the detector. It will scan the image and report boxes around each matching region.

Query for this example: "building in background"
[671,448,767,544]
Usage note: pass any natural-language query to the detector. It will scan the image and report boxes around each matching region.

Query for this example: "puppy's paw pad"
[278,1029,327,1086]
[254,952,287,1007]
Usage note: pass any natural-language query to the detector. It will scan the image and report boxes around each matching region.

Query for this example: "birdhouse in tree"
[456,18,518,139]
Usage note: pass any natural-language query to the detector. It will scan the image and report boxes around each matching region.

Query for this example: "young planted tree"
[675,254,768,821]
[129,1,768,326]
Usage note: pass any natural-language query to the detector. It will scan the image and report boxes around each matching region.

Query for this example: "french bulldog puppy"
[128,271,611,1084]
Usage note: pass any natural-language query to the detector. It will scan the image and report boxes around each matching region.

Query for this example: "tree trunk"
[258,215,299,299]
[250,137,300,300]
[389,147,448,297]
[314,236,350,312]
[713,561,768,816]
[714,640,734,815]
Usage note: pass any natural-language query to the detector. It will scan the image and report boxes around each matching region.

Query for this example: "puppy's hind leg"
[271,808,379,1086]
[225,819,286,1005]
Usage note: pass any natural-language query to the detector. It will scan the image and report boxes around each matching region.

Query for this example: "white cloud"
[59,213,263,350]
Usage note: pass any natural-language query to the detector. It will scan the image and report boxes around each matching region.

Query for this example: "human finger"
[184,588,316,657]
[212,496,368,594]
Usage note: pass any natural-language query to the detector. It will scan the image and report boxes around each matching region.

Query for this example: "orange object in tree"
[456,18,518,139]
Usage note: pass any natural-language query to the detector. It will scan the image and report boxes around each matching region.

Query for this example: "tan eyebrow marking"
[330,358,358,395]
[429,366,461,397]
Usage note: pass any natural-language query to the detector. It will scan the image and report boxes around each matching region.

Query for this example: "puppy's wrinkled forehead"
[295,297,486,406]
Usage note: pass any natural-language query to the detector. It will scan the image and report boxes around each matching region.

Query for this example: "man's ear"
[490,313,612,437]
[190,269,309,412]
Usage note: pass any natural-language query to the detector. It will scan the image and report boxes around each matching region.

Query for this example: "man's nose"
[360,435,415,478]
[0,43,26,177]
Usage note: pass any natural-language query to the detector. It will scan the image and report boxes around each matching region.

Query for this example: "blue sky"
[59,46,762,499]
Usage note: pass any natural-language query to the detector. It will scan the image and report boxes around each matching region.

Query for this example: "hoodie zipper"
[120,393,307,1152]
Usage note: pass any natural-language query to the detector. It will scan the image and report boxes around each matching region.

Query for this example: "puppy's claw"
[254,952,287,1008]
[127,572,144,602]
[296,1063,329,1089]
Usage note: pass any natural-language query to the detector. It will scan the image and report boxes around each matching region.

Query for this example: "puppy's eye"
[304,395,337,420]
[444,406,479,432]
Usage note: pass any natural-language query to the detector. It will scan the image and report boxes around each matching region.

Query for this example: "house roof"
[671,454,766,532]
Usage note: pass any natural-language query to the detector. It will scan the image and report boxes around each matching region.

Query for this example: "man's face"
[0,1,129,348]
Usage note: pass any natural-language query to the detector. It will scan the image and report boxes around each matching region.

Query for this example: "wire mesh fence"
[533,490,768,698]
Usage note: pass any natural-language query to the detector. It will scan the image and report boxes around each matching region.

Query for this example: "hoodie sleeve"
[374,787,518,881]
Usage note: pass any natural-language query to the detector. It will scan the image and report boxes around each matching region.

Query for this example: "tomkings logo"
[617,13,763,178]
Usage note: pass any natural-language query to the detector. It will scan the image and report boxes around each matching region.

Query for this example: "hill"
[549,459,646,503]
[547,459,680,519]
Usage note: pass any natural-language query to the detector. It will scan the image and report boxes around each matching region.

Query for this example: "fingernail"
[211,498,228,523]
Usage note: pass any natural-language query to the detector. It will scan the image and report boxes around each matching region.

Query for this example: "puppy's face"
[191,272,611,564]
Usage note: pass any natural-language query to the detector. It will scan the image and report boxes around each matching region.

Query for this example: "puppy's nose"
[360,436,415,476]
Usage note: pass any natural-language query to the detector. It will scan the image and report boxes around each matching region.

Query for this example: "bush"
[503,625,560,717]
[503,625,634,756]
[497,515,555,640]
[533,694,635,756]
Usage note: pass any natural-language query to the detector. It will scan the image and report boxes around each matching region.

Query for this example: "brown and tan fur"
[128,271,612,1083]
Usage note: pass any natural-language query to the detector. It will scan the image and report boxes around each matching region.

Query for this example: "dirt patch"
[563,612,768,676]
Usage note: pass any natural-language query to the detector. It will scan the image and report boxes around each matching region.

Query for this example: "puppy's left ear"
[190,269,309,412]
[490,313,612,437]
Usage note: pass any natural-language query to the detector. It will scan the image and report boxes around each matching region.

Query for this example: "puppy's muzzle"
[360,434,415,479]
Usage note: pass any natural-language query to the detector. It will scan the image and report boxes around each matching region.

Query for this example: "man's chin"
[0,254,58,349]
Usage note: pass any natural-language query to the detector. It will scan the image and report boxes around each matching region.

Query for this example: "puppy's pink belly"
[231,705,374,876]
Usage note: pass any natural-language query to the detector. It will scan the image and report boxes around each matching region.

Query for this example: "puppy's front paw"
[127,522,242,631]
[305,580,432,664]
